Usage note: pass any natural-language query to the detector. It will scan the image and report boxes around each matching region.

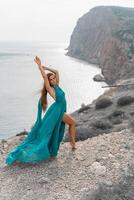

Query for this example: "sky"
[0,0,134,43]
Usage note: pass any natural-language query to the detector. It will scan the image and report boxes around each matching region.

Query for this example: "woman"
[5,56,76,165]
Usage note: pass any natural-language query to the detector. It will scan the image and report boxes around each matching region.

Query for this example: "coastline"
[0,41,107,140]
[1,62,134,200]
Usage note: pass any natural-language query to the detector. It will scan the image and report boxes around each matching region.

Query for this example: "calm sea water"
[0,41,107,139]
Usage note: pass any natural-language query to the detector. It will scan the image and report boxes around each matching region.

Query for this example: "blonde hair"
[33,72,55,112]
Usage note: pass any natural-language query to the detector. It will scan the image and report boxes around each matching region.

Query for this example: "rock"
[16,129,28,136]
[93,74,106,82]
[108,153,115,158]
[95,97,113,109]
[38,177,49,184]
[103,181,113,186]
[67,6,134,83]
[77,104,91,113]
[1,139,7,143]
[90,162,106,175]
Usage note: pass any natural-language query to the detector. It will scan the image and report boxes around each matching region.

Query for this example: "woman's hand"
[42,65,46,70]
[34,56,42,67]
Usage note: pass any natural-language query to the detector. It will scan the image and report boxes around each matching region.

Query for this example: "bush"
[78,104,91,113]
[91,119,113,130]
[108,110,125,118]
[129,117,134,132]
[95,97,113,109]
[117,96,134,106]
[110,117,123,125]
[108,110,125,124]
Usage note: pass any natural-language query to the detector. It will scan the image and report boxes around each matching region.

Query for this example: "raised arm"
[43,65,59,85]
[34,56,56,101]
[34,56,51,90]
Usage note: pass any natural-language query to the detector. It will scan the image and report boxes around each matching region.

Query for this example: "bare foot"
[13,162,20,166]
[70,141,77,150]
[49,156,57,161]
[72,146,77,150]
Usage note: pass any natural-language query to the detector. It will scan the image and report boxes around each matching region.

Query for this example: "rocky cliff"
[67,6,134,83]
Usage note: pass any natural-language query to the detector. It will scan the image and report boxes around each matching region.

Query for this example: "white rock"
[90,162,106,175]
[108,153,115,158]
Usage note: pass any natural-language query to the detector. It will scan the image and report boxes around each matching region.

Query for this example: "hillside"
[0,129,134,199]
[1,78,134,199]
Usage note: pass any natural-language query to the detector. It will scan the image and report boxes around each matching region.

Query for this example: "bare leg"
[62,113,77,150]
[69,124,76,150]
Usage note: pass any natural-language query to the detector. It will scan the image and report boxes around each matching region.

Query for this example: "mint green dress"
[5,84,67,165]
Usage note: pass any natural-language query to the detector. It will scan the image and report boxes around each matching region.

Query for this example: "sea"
[0,41,107,139]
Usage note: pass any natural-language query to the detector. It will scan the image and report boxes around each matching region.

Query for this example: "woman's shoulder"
[53,84,59,88]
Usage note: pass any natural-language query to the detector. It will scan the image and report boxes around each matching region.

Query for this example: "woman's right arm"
[38,66,56,100]
[34,56,47,80]
[34,56,56,100]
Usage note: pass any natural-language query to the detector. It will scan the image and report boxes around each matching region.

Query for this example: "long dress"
[5,84,67,165]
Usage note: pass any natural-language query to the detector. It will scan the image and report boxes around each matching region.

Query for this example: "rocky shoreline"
[1,6,134,198]
[0,128,134,199]
[0,78,134,199]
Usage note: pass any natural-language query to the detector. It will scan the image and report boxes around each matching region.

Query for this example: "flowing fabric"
[5,84,67,165]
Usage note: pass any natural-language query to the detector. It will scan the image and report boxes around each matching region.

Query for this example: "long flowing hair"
[34,72,55,112]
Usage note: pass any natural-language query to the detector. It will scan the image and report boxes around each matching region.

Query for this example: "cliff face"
[67,6,134,83]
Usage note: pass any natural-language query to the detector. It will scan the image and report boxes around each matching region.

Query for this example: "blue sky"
[0,0,134,43]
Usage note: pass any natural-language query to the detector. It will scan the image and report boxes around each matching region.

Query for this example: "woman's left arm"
[38,65,53,90]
